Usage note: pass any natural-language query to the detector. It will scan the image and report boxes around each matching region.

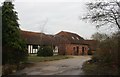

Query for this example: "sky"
[1,0,99,39]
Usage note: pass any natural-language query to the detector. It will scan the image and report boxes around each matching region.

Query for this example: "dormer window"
[76,37,79,40]
[72,36,75,39]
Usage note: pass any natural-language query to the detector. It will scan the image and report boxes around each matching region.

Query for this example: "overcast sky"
[1,0,99,39]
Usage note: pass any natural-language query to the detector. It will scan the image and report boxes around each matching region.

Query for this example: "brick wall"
[65,44,89,55]
[58,44,66,55]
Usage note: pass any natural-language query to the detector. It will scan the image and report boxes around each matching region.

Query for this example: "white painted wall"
[28,45,58,55]
[28,45,39,54]
[53,46,58,55]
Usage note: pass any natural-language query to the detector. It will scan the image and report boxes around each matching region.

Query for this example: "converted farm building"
[20,30,97,55]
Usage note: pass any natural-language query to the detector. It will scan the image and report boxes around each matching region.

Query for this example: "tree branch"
[111,9,120,29]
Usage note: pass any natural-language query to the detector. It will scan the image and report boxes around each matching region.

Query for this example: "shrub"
[92,34,119,64]
[82,61,98,75]
[37,46,53,57]
[82,32,119,75]
[87,50,93,55]
[2,40,28,65]
[2,64,17,75]
[82,61,118,75]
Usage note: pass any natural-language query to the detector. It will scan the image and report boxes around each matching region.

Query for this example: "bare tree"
[91,32,108,42]
[82,1,120,30]
[39,18,48,44]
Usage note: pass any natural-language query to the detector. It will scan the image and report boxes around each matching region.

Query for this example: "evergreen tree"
[0,7,1,25]
[2,1,28,65]
[0,6,2,66]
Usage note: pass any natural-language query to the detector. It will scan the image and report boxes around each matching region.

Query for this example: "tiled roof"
[56,31,85,44]
[84,40,98,50]
[20,30,92,46]
[20,30,54,45]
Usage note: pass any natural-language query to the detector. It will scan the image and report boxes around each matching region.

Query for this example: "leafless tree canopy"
[82,1,120,30]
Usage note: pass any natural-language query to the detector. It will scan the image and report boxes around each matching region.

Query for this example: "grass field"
[28,54,73,63]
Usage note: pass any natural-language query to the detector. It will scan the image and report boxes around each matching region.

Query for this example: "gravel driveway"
[15,56,91,75]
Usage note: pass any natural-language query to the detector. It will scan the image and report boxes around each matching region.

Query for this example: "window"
[33,45,38,49]
[76,37,79,40]
[72,36,75,39]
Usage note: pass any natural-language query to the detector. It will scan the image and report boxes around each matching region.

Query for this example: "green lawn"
[28,54,73,63]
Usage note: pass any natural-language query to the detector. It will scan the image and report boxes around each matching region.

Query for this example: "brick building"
[20,30,97,55]
[55,31,89,55]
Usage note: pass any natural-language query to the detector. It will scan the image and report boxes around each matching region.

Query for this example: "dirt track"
[15,56,91,75]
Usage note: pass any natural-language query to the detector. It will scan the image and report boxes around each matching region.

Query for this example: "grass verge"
[82,60,119,75]
[27,54,73,63]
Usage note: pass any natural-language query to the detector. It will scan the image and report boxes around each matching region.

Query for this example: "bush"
[82,32,119,75]
[2,64,17,75]
[87,50,93,55]
[2,40,28,65]
[92,34,119,64]
[82,61,118,75]
[37,46,53,57]
[82,61,98,75]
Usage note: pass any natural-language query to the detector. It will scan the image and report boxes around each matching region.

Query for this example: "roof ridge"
[21,30,45,35]
[57,31,81,36]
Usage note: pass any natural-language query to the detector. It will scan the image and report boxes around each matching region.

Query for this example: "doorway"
[76,46,79,55]
[82,47,84,55]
